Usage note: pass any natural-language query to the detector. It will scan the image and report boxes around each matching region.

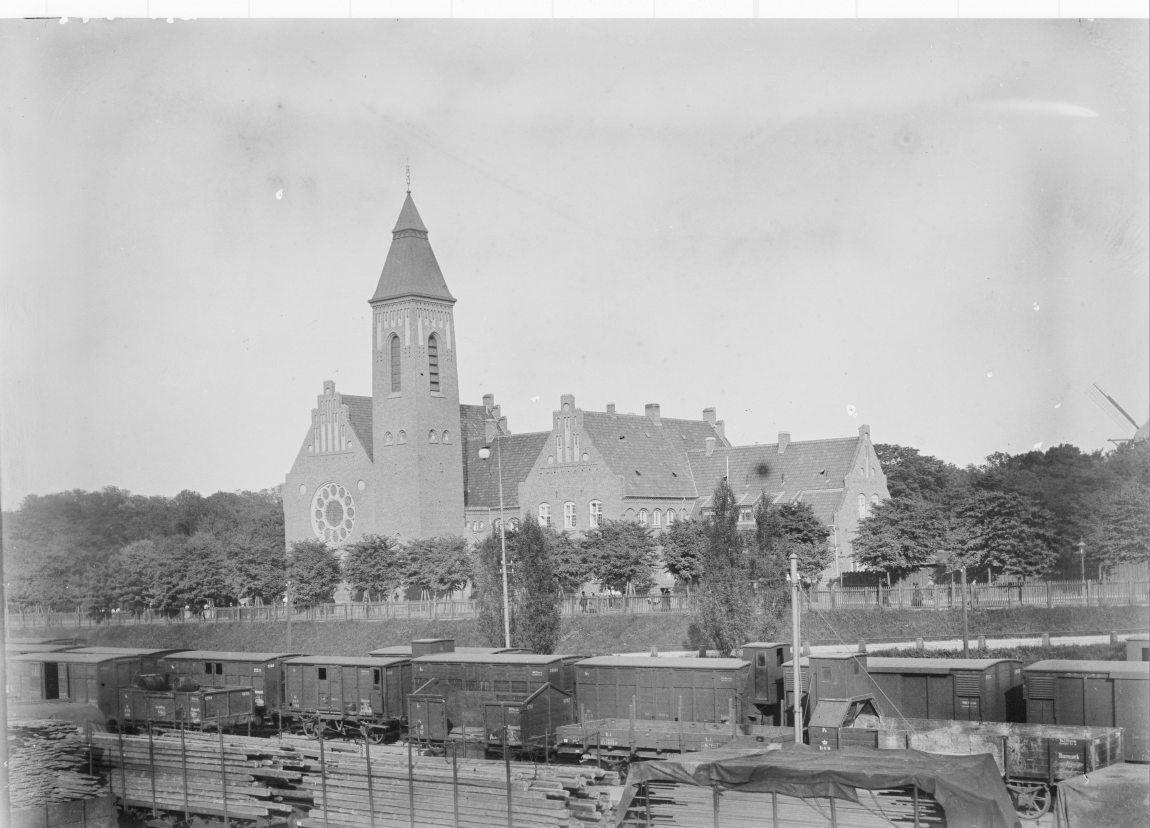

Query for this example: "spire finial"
[405,159,411,194]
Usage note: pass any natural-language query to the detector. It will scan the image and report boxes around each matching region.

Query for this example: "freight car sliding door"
[1054,677,1085,725]
[1083,678,1113,727]
[1114,678,1150,762]
[316,666,342,711]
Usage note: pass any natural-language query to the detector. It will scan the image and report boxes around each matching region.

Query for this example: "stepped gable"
[459,403,549,510]
[581,410,725,499]
[340,394,374,460]
[689,436,859,512]
[370,193,455,304]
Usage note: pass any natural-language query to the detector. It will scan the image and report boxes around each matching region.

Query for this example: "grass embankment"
[870,642,1126,667]
[21,605,1148,657]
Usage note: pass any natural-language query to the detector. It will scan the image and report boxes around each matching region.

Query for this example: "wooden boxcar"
[782,654,873,724]
[5,642,76,655]
[1023,659,1150,762]
[411,652,583,696]
[1127,634,1149,662]
[368,643,528,657]
[574,656,750,724]
[738,641,792,724]
[864,656,1024,722]
[483,684,576,753]
[5,651,151,719]
[69,647,179,675]
[118,684,255,730]
[282,654,410,741]
[159,651,297,717]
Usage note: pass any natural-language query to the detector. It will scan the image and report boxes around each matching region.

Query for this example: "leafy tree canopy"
[514,516,562,653]
[286,539,342,607]
[405,536,471,599]
[343,534,406,602]
[661,518,708,587]
[697,479,753,654]
[874,444,965,502]
[753,501,831,585]
[581,519,659,594]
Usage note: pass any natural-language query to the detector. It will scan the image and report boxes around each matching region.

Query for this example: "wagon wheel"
[1007,780,1052,820]
[366,726,389,744]
[300,719,320,739]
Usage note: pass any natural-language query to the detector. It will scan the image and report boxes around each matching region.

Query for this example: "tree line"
[855,440,1150,583]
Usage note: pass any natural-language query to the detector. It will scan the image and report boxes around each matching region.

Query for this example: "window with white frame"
[589,500,602,528]
[652,509,662,527]
[539,503,551,527]
[564,501,576,529]
[739,508,753,523]
[666,509,676,525]
[638,509,649,526]
[857,493,867,519]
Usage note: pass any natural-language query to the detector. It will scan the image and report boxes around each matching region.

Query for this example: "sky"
[1,18,1147,509]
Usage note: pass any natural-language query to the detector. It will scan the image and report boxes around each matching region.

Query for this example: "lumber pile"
[91,730,303,820]
[6,720,105,808]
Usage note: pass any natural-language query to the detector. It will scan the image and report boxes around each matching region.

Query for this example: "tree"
[954,490,1058,580]
[1083,482,1150,575]
[873,444,965,502]
[697,479,753,654]
[514,516,562,654]
[343,534,407,602]
[753,501,832,584]
[853,498,943,582]
[661,518,708,591]
[581,520,659,594]
[548,528,594,594]
[286,539,342,607]
[473,532,513,648]
[405,536,471,599]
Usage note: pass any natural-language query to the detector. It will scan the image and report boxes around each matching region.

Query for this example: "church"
[283,192,890,583]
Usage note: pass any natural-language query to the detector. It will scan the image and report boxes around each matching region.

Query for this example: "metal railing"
[6,580,1147,630]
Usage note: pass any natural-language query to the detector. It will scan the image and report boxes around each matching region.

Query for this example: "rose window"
[311,483,355,543]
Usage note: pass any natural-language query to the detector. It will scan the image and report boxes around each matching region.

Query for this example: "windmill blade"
[1092,383,1141,431]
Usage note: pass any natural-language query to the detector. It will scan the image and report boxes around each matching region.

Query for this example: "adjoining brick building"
[284,193,889,583]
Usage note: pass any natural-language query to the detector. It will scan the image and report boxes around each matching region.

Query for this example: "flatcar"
[282,653,411,742]
[159,650,298,722]
[1023,659,1150,762]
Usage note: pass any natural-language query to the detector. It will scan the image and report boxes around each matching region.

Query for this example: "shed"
[159,651,298,713]
[1023,659,1150,762]
[865,656,1024,722]
[575,656,749,724]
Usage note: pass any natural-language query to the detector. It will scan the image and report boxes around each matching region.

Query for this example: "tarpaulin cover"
[1054,762,1150,828]
[615,743,1021,828]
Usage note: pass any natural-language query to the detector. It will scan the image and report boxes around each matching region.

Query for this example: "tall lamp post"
[478,432,512,649]
[1078,540,1086,583]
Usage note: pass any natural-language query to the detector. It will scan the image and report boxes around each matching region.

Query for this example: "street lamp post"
[479,435,512,649]
[1078,539,1086,583]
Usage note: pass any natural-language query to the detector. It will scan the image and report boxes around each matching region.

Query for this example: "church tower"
[369,192,465,539]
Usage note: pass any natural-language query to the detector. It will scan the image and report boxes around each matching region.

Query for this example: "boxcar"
[5,642,76,655]
[483,684,576,753]
[410,637,456,657]
[1023,659,1150,762]
[738,641,792,724]
[864,657,1024,722]
[1127,634,1149,662]
[368,643,528,657]
[282,654,411,741]
[411,652,583,696]
[159,651,297,717]
[782,654,873,724]
[574,656,750,724]
[69,647,179,675]
[5,651,151,719]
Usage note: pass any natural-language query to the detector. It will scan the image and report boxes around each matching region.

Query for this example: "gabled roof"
[370,193,455,304]
[581,411,724,499]
[688,437,861,517]
[342,393,374,460]
[460,402,549,509]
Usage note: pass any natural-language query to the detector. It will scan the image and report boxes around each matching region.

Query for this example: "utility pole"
[789,551,803,744]
[960,567,970,658]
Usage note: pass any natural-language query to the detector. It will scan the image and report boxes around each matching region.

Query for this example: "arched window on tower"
[638,509,649,526]
[652,509,663,527]
[665,509,676,525]
[389,335,401,393]
[427,334,440,392]
[857,493,867,519]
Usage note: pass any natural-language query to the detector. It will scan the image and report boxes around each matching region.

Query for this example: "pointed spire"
[371,192,454,304]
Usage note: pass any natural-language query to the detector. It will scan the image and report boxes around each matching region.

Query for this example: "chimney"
[858,424,871,439]
[715,419,726,441]
[482,393,494,411]
[606,403,616,415]
[492,405,501,423]
[645,403,661,425]
[705,436,716,456]
[778,432,791,454]
[703,407,717,426]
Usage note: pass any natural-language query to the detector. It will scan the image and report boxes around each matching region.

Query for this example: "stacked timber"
[6,720,105,808]
[91,730,304,821]
[291,738,619,826]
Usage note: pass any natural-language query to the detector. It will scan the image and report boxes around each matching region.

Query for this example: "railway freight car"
[1023,659,1150,762]
[737,641,791,724]
[69,647,179,675]
[282,654,411,741]
[410,651,584,695]
[6,651,155,721]
[782,653,873,725]
[574,656,750,724]
[864,657,1024,722]
[1127,634,1149,662]
[159,651,298,722]
[118,682,256,731]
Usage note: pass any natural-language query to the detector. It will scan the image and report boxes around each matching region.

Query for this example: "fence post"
[1046,581,1052,609]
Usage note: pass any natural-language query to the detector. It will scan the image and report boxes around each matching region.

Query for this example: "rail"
[6,579,1147,629]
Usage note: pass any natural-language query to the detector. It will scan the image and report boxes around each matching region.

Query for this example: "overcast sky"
[1,19,1147,508]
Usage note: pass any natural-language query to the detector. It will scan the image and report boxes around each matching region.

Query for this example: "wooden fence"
[6,580,1147,630]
